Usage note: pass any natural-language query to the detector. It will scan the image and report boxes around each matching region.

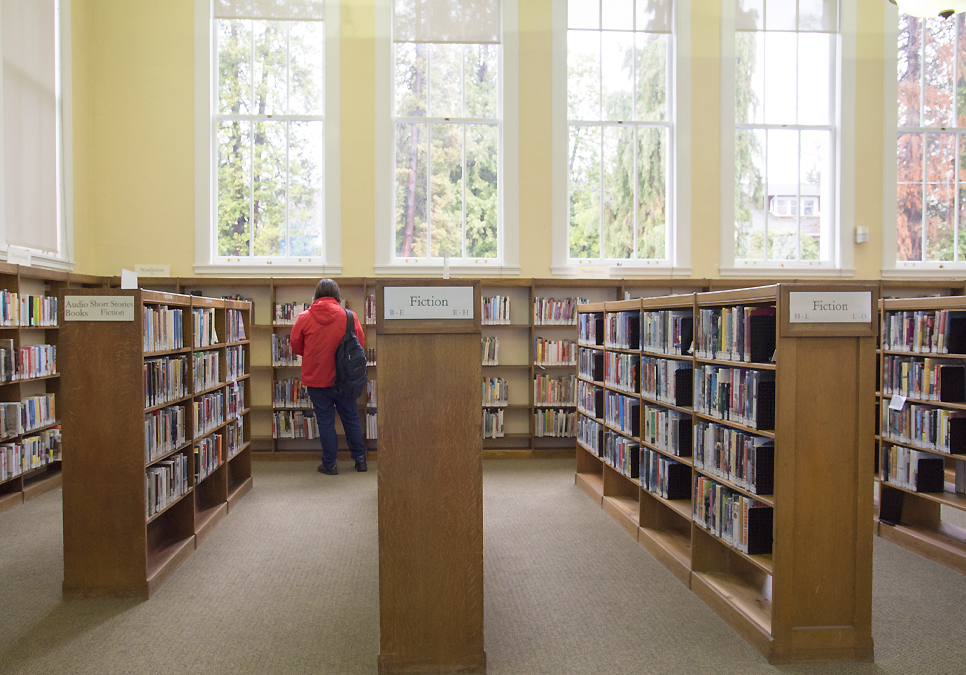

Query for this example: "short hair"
[313,278,341,302]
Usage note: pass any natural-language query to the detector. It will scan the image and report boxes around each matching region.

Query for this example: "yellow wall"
[70,0,889,280]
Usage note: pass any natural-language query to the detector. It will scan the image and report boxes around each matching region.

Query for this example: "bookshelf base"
[22,468,62,501]
[602,495,640,539]
[690,571,773,661]
[0,490,23,514]
[146,535,196,598]
[637,526,691,586]
[195,502,229,547]
[575,472,603,506]
[878,520,966,575]
[227,476,253,510]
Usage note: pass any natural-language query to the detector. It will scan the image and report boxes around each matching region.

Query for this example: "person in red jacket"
[291,279,367,475]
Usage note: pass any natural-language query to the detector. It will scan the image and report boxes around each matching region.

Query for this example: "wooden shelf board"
[575,471,604,506]
[227,476,254,511]
[643,493,692,521]
[640,349,692,361]
[0,490,23,513]
[602,495,641,539]
[146,535,196,598]
[880,479,966,512]
[194,502,229,547]
[638,525,692,586]
[22,469,62,501]
[639,440,694,466]
[878,520,966,575]
[639,395,693,415]
[693,411,776,439]
[691,570,773,658]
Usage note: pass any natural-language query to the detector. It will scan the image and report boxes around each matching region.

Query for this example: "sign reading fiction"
[788,292,872,324]
[384,286,475,320]
[64,295,136,322]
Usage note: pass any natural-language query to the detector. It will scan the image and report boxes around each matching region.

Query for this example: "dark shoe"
[355,461,367,472]
[318,464,338,475]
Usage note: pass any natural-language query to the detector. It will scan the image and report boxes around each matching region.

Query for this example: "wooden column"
[376,280,485,675]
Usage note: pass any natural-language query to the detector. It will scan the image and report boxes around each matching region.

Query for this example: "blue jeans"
[306,386,367,469]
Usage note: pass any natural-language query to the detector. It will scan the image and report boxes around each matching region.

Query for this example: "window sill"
[719,265,854,278]
[2,250,74,272]
[881,265,966,279]
[551,264,692,278]
[374,263,521,276]
[194,262,343,276]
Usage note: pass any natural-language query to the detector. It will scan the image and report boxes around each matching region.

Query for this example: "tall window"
[732,0,837,264]
[213,1,326,260]
[896,14,966,265]
[391,0,502,261]
[567,0,672,262]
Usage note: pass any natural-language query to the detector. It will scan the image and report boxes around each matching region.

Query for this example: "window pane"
[766,129,799,261]
[735,128,766,259]
[569,30,600,121]
[602,32,634,121]
[430,123,463,258]
[801,130,829,260]
[395,43,427,117]
[218,19,252,116]
[800,0,836,32]
[252,21,287,116]
[736,0,763,31]
[602,0,632,31]
[958,15,966,127]
[289,21,324,115]
[960,134,966,261]
[764,32,796,124]
[897,132,923,262]
[430,44,463,119]
[252,121,286,256]
[637,126,667,259]
[602,125,633,259]
[924,18,955,127]
[798,33,830,126]
[735,32,763,124]
[898,15,921,127]
[466,124,498,258]
[636,33,667,122]
[465,44,498,118]
[926,133,955,261]
[637,0,670,33]
[569,0,599,30]
[289,121,324,256]
[217,120,251,256]
[569,125,601,258]
[395,123,428,256]
[765,0,795,31]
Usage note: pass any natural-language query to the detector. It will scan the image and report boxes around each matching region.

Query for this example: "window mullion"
[285,24,291,258]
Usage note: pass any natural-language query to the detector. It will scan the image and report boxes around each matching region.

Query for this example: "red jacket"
[290,297,366,388]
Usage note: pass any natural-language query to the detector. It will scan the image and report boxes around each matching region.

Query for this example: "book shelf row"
[575,284,877,664]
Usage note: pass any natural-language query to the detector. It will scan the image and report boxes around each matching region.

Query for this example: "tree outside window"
[896,14,966,264]
[215,18,325,259]
[567,0,672,262]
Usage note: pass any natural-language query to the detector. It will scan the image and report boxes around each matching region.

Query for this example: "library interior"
[1,1,966,674]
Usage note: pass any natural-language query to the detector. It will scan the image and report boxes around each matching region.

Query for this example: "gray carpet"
[0,459,963,674]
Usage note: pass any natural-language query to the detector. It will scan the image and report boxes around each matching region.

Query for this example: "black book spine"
[749,314,777,363]
[950,417,966,455]
[755,380,776,431]
[752,445,775,496]
[746,505,774,556]
[914,456,945,493]
[666,462,691,501]
[677,417,693,458]
[674,367,694,407]
[939,365,966,404]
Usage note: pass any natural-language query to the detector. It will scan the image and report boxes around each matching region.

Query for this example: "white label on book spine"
[788,292,872,323]
[64,295,136,321]
[384,286,475,320]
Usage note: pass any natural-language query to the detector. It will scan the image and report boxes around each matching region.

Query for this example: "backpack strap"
[345,308,355,335]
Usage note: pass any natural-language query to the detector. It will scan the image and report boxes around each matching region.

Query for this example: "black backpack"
[334,309,367,400]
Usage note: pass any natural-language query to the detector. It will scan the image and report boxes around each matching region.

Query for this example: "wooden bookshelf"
[576,284,877,664]
[60,289,252,598]
[876,295,966,575]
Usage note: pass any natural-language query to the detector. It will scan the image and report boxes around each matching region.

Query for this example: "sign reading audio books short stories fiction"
[64,295,135,321]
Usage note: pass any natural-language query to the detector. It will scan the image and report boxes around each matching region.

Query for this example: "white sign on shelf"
[64,295,136,322]
[120,269,138,290]
[788,292,872,324]
[889,394,907,411]
[135,264,170,277]
[7,245,31,267]
[384,286,475,320]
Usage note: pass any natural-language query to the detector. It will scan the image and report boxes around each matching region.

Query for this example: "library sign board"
[64,295,135,321]
[384,286,475,320]
[780,285,878,338]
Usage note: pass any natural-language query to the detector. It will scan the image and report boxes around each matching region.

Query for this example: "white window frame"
[374,0,520,276]
[550,0,691,278]
[0,0,73,271]
[194,0,342,275]
[719,0,856,277]
[881,4,966,278]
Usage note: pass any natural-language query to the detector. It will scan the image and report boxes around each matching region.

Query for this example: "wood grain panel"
[377,332,485,674]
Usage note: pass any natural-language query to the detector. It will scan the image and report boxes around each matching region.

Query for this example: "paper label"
[889,395,907,411]
[64,295,136,321]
